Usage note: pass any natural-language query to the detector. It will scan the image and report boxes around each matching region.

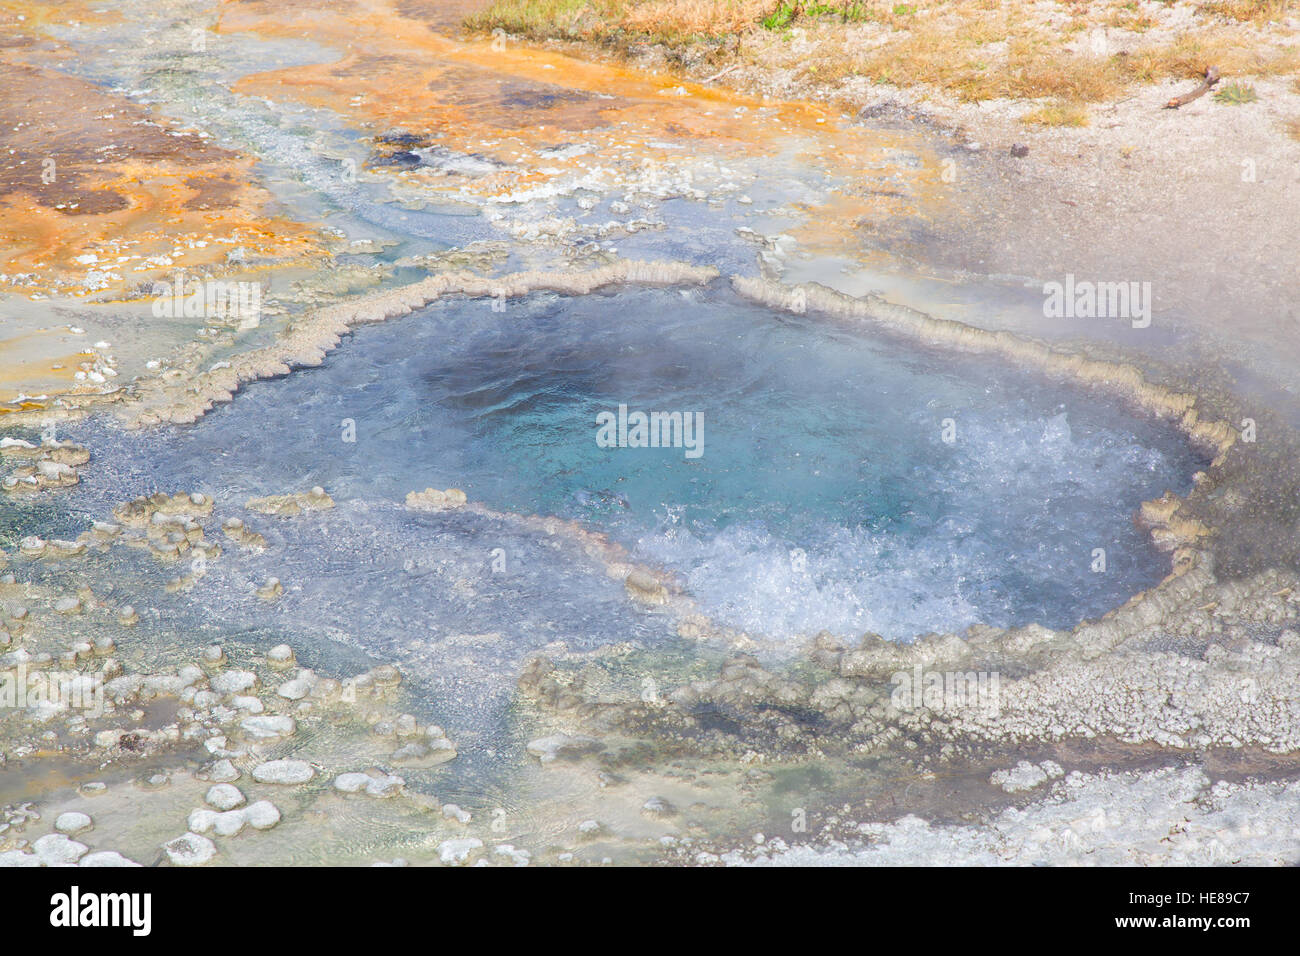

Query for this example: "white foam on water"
[633,407,1180,642]
[641,516,982,641]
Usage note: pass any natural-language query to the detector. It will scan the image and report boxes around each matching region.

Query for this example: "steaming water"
[66,285,1203,671]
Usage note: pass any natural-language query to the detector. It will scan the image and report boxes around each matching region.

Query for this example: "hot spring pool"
[71,283,1205,647]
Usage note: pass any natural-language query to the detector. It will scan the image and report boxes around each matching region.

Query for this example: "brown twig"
[1163,66,1220,109]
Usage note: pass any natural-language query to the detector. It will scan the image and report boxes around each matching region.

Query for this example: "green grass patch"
[762,1,873,31]
[1213,80,1259,104]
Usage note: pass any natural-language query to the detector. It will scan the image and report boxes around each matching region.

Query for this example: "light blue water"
[73,284,1205,644]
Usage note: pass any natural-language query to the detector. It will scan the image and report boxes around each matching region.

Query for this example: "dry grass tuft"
[1197,0,1296,25]
[464,0,613,40]
[1022,100,1090,127]
[624,0,775,38]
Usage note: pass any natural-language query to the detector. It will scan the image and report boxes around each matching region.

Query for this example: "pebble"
[54,812,93,835]
[33,833,89,865]
[256,577,284,601]
[252,759,314,784]
[267,644,296,667]
[333,770,403,797]
[211,670,257,696]
[206,759,241,783]
[241,714,295,739]
[188,808,248,837]
[277,675,313,700]
[243,800,281,830]
[641,796,676,818]
[187,800,280,837]
[437,837,483,865]
[137,772,171,791]
[163,833,216,866]
[390,736,455,763]
[19,537,46,557]
[205,784,246,811]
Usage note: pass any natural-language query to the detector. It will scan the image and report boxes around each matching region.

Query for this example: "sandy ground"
[512,20,1300,417]
[853,76,1300,416]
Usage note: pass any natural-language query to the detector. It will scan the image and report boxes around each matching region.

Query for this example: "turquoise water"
[75,283,1205,643]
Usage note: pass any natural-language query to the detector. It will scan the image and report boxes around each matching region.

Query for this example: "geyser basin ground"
[77,284,1205,646]
[1,0,1297,874]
